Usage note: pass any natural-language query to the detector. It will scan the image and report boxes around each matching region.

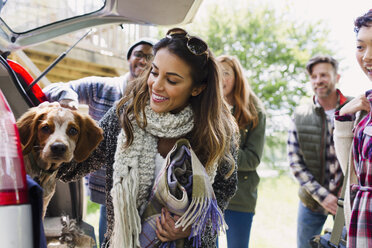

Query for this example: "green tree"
[188,0,335,169]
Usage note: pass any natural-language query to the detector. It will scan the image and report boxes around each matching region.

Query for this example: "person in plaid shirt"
[287,55,352,248]
[334,9,372,248]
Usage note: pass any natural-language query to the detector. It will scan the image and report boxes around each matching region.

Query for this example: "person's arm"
[334,111,355,174]
[339,94,370,116]
[334,106,363,231]
[287,120,333,208]
[43,81,78,103]
[56,106,120,182]
[335,93,370,173]
[237,110,266,172]
[43,76,107,108]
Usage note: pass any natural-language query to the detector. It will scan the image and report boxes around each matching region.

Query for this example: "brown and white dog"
[16,102,103,217]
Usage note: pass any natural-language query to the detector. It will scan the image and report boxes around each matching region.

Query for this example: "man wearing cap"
[43,37,157,247]
[126,38,155,82]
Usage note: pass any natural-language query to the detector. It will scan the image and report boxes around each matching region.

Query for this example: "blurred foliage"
[188,1,335,168]
[87,199,100,215]
[191,1,334,116]
[156,1,336,168]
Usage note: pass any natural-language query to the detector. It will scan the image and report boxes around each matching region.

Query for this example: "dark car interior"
[0,54,37,118]
[0,52,96,247]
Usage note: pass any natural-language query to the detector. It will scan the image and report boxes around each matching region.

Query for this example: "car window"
[0,0,105,33]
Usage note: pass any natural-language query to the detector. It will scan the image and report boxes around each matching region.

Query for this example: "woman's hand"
[155,208,191,242]
[339,94,370,116]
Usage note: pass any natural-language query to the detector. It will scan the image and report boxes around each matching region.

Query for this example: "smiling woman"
[0,1,206,247]
[334,9,372,248]
[355,20,372,81]
[147,48,205,114]
[54,27,239,248]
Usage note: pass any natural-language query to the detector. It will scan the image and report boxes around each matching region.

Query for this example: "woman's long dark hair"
[117,31,238,175]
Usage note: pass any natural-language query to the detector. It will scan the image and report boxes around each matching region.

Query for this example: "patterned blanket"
[139,139,225,248]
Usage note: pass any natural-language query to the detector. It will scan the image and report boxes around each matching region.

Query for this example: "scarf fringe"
[175,196,226,248]
[111,105,197,247]
[110,167,141,247]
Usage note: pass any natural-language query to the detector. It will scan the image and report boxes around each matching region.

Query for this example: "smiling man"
[127,39,155,81]
[287,55,353,248]
[42,37,157,247]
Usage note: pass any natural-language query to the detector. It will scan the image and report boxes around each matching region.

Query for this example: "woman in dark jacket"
[217,55,266,248]
[56,29,239,248]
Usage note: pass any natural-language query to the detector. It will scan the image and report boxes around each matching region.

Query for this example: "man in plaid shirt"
[287,55,352,248]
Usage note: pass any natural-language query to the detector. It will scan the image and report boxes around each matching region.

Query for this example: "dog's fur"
[16,104,103,217]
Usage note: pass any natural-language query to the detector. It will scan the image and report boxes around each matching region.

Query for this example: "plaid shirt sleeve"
[43,81,79,102]
[287,120,330,203]
[334,110,355,122]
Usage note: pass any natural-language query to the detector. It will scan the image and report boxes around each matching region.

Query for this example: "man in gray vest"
[287,55,352,248]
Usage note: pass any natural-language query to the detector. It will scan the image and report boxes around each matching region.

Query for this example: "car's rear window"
[0,0,105,33]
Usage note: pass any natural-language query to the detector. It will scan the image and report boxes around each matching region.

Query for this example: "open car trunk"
[0,0,203,247]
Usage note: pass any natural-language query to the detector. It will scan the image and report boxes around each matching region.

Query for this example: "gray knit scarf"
[110,104,194,247]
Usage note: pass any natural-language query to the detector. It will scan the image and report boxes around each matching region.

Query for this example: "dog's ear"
[74,112,103,162]
[16,107,43,155]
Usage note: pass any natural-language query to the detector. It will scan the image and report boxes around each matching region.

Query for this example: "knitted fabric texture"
[110,104,194,247]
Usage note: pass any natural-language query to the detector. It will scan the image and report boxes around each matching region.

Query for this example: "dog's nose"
[50,142,67,155]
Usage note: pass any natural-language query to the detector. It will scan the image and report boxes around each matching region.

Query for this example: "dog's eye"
[41,125,50,133]
[68,127,78,136]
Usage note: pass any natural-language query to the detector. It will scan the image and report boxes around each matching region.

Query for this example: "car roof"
[0,0,203,51]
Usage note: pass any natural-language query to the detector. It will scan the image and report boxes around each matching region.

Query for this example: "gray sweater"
[57,105,238,247]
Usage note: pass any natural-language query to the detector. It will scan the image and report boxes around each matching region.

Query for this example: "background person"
[55,28,239,247]
[334,9,372,248]
[287,55,352,248]
[217,55,266,248]
[43,37,156,247]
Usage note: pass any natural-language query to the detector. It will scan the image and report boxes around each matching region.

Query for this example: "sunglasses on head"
[166,28,209,60]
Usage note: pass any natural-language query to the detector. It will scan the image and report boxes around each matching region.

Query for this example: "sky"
[195,0,372,97]
[280,0,371,97]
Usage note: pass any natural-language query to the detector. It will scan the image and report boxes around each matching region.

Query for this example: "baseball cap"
[126,38,158,60]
